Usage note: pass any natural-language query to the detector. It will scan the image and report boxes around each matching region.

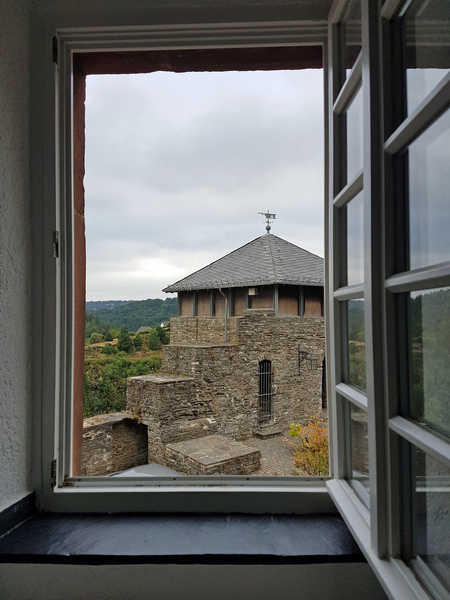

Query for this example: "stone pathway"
[241,431,302,476]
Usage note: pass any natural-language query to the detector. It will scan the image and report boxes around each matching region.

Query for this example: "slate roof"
[163,234,324,293]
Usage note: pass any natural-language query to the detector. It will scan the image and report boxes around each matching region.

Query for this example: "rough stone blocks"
[165,434,262,475]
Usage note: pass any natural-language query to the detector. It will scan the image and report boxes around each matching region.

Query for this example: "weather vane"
[258,210,276,233]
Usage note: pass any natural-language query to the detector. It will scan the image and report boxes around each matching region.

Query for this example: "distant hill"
[86,297,178,333]
[86,300,132,312]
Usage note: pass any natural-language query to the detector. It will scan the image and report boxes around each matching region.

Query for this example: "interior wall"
[0,0,32,512]
[0,562,387,600]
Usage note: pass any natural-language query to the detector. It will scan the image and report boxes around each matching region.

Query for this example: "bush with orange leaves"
[288,413,329,476]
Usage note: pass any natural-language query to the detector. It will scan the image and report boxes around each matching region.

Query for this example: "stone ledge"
[253,426,284,439]
[166,434,261,475]
[128,374,194,384]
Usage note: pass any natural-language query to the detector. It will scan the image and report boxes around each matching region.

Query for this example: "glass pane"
[404,0,450,116]
[409,287,450,439]
[347,87,363,183]
[408,108,450,270]
[347,299,366,391]
[345,0,361,79]
[412,445,450,591]
[347,190,364,286]
[350,404,369,497]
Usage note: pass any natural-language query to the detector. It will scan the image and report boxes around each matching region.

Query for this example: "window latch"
[53,231,59,258]
[51,459,57,488]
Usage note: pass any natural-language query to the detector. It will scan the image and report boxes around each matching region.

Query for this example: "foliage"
[148,328,161,351]
[101,343,118,356]
[133,333,143,351]
[83,354,162,418]
[86,300,132,312]
[89,332,104,344]
[85,297,177,334]
[156,326,170,345]
[85,312,112,339]
[288,414,329,476]
[117,326,133,353]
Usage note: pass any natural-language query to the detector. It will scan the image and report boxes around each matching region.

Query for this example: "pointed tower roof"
[163,234,324,293]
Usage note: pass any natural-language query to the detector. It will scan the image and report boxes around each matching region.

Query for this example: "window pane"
[408,108,450,270]
[404,0,450,116]
[350,403,369,500]
[412,445,450,591]
[347,299,366,391]
[347,190,364,286]
[409,287,450,439]
[345,0,361,79]
[347,87,363,183]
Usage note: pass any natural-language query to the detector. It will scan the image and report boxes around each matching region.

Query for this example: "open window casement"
[326,2,450,599]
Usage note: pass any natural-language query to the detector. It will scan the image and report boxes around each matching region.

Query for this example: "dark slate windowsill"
[0,498,364,566]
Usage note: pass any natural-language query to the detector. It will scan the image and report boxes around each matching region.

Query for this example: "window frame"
[34,18,333,514]
[30,4,450,598]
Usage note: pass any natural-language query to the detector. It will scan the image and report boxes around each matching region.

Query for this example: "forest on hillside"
[85,297,178,338]
[83,325,168,418]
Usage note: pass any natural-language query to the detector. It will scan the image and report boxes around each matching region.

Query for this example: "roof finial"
[258,210,276,233]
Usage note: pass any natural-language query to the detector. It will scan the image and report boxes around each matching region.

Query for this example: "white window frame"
[32,17,333,515]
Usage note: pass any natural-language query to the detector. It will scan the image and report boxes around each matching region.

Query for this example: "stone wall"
[163,343,255,439]
[170,316,238,345]
[81,412,148,476]
[165,310,325,431]
[127,374,218,464]
[124,309,325,470]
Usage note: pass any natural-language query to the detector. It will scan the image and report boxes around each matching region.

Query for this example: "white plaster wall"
[0,563,387,600]
[0,0,32,512]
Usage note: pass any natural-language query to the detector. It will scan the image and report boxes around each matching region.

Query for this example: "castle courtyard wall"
[164,309,325,438]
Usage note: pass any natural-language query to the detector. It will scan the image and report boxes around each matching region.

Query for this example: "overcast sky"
[85,69,324,301]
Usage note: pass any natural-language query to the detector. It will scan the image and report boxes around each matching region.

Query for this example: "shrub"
[89,332,104,344]
[288,413,329,476]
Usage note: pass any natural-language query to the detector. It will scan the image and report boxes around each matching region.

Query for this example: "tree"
[148,328,160,351]
[117,326,133,353]
[134,333,143,351]
[89,332,104,344]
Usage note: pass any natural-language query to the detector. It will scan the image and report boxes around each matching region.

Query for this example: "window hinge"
[52,36,58,64]
[53,230,59,258]
[51,459,57,488]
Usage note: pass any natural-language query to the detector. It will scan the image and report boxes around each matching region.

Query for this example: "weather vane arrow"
[258,210,276,233]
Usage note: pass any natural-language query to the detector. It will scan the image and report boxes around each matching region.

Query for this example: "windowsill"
[0,507,365,566]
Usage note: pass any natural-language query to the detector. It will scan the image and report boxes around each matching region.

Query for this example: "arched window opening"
[258,360,274,424]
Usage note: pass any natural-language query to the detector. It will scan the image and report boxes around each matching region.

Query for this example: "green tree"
[117,326,133,353]
[148,328,160,351]
[89,332,104,344]
[134,333,143,351]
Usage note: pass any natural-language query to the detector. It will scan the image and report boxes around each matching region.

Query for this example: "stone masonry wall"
[81,411,148,476]
[170,316,238,345]
[163,309,325,439]
[126,374,218,464]
[163,344,254,439]
[122,309,325,470]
